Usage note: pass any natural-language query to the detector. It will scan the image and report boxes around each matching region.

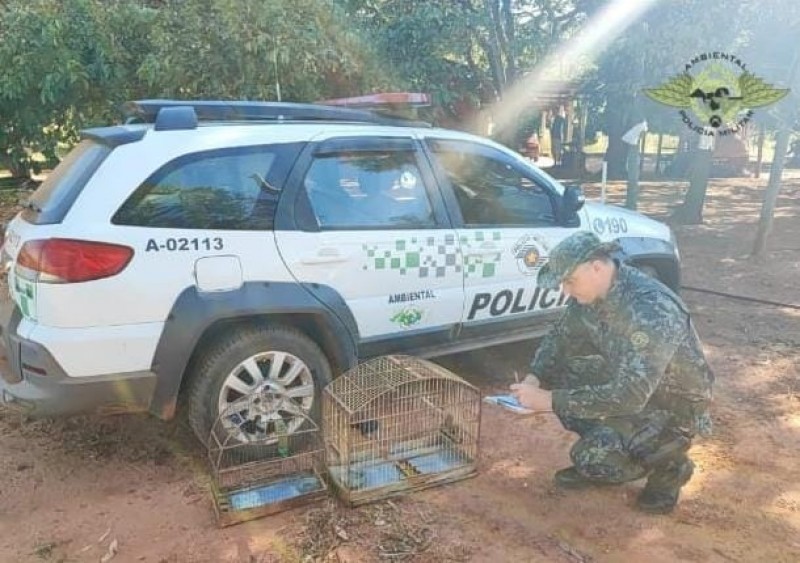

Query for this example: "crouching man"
[511,231,713,514]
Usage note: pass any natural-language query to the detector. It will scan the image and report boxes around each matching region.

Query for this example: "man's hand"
[510,381,552,412]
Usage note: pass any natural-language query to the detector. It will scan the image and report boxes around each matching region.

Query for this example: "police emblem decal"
[523,248,539,267]
[512,234,548,275]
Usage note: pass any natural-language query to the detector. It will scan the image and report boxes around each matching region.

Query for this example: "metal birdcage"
[207,391,328,527]
[322,355,480,506]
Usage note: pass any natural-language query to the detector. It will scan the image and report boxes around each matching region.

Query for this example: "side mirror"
[559,185,585,225]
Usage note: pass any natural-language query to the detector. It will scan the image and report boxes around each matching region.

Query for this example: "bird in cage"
[351,419,380,437]
[440,412,464,445]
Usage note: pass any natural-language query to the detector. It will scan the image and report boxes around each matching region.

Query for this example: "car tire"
[185,324,332,452]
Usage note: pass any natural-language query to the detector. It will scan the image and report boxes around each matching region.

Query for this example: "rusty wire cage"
[323,355,481,506]
[207,392,328,527]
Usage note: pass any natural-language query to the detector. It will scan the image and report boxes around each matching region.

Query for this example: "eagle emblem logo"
[645,61,788,131]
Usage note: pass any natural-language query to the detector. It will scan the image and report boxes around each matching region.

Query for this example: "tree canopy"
[1,0,798,180]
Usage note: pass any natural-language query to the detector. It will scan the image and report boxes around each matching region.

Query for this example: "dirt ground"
[1,174,799,563]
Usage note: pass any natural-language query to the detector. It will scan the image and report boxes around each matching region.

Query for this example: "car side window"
[427,139,556,227]
[113,143,301,230]
[303,150,435,229]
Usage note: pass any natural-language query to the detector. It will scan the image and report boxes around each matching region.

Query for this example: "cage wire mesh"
[208,389,327,526]
[323,355,480,505]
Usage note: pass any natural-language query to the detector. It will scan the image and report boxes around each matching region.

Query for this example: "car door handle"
[467,242,500,256]
[300,247,349,264]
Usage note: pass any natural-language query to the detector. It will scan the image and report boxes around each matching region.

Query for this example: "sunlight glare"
[479,0,662,135]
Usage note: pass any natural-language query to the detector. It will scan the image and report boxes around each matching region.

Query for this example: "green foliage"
[0,0,383,177]
[4,0,798,182]
[0,0,156,176]
[139,0,385,101]
[347,1,589,126]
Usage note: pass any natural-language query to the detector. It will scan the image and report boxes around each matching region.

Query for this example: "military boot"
[636,457,694,514]
[554,467,623,490]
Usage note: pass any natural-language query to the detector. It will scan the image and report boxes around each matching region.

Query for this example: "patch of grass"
[32,540,69,562]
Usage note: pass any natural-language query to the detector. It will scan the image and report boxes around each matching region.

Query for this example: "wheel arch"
[148,282,359,420]
[617,236,681,292]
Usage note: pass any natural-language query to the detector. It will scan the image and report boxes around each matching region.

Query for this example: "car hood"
[582,201,672,242]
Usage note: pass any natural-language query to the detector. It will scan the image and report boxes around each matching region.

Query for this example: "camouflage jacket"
[531,264,714,433]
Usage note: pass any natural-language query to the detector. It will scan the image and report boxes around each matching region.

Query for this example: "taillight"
[16,239,134,283]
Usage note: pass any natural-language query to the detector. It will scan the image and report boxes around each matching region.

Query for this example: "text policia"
[468,286,570,320]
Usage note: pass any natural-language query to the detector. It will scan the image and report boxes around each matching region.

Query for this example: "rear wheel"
[186,325,332,448]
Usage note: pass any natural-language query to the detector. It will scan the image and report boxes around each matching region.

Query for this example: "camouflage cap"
[537,231,619,289]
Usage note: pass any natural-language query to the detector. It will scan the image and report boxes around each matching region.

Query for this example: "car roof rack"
[121,99,431,130]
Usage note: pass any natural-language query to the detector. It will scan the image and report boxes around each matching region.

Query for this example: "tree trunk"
[482,1,506,97]
[639,133,647,175]
[479,36,505,98]
[755,124,765,179]
[751,50,800,256]
[751,128,791,257]
[0,153,31,181]
[655,133,664,176]
[603,94,632,179]
[669,145,713,224]
[501,0,516,83]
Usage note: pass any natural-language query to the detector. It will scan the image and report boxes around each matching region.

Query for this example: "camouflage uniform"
[533,233,714,486]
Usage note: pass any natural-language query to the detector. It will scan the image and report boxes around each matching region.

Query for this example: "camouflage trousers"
[555,356,693,484]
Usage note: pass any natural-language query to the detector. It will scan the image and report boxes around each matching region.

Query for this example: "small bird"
[351,419,379,436]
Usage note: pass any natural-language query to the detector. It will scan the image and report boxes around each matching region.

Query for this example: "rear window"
[23,140,111,224]
[112,143,302,230]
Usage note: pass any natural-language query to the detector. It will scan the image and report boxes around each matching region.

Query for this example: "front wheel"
[185,325,332,447]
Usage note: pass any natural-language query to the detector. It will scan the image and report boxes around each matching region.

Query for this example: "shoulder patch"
[630,331,650,349]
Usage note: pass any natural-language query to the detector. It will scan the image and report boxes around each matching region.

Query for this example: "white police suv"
[0,100,680,441]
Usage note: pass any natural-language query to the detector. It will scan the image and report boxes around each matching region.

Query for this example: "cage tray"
[329,445,472,490]
[213,471,327,527]
[406,449,468,474]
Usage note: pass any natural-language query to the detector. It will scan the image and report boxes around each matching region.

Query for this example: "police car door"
[275,134,463,355]
[423,137,578,340]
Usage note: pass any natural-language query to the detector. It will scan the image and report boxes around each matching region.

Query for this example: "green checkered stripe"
[14,277,36,318]
[362,234,461,278]
[361,231,502,279]
[461,231,502,279]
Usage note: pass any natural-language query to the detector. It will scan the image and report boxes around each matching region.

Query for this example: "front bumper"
[0,302,156,417]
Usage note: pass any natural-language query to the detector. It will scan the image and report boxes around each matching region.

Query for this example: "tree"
[138,0,385,102]
[592,0,744,182]
[740,2,800,256]
[0,0,156,178]
[0,0,385,177]
[346,0,590,131]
